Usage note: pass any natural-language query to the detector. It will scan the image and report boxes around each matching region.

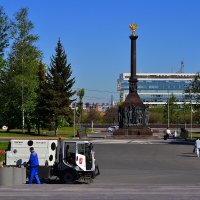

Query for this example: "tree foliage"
[0,6,11,57]
[76,88,85,123]
[0,8,41,131]
[103,106,118,123]
[35,62,47,134]
[45,39,75,135]
[83,109,102,124]
[149,106,164,124]
[163,94,179,124]
[0,6,11,76]
[189,73,200,123]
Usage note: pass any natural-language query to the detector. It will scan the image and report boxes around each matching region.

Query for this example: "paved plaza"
[1,141,200,199]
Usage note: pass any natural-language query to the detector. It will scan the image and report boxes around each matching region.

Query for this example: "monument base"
[113,126,153,137]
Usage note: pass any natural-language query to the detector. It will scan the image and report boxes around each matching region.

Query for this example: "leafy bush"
[180,129,189,140]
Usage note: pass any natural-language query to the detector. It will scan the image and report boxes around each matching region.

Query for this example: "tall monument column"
[129,24,138,93]
[129,31,138,93]
[114,23,152,137]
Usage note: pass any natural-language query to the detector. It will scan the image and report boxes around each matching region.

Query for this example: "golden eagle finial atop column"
[129,23,138,36]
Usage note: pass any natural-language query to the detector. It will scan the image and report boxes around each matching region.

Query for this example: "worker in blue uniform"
[28,147,40,184]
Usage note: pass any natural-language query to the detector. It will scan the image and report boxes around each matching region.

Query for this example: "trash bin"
[13,167,27,185]
[0,167,26,186]
[0,167,13,186]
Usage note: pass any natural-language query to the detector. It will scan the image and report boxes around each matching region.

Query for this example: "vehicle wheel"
[95,164,100,176]
[62,171,75,184]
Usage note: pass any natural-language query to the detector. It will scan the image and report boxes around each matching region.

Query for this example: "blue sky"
[1,0,200,103]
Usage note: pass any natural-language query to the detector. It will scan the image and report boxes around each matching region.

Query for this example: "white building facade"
[117,73,196,105]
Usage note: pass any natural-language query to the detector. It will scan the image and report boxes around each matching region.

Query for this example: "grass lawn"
[0,131,74,138]
[0,141,9,150]
[191,132,200,136]
[186,132,200,142]
[0,126,92,139]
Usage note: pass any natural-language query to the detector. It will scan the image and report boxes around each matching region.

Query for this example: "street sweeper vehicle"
[6,139,100,183]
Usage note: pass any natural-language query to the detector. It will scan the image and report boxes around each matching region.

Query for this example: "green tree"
[0,6,11,63]
[35,62,47,134]
[1,8,41,131]
[77,88,85,124]
[83,109,102,124]
[103,106,118,123]
[180,102,191,125]
[189,73,200,123]
[46,39,75,135]
[149,106,164,124]
[163,94,179,125]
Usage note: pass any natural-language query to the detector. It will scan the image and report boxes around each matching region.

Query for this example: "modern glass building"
[117,73,196,105]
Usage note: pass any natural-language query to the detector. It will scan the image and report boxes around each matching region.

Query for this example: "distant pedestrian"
[195,139,200,157]
[164,127,171,140]
[27,147,40,184]
[166,127,171,135]
[172,130,177,139]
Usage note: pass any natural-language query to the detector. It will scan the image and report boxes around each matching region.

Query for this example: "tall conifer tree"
[46,39,75,135]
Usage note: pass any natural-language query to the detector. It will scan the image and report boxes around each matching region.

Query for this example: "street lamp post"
[167,91,170,128]
[190,90,193,139]
[91,120,94,133]
[21,57,25,133]
[183,85,187,130]
[73,102,76,138]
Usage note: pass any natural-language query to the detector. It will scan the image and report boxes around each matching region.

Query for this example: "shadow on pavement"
[177,152,197,157]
